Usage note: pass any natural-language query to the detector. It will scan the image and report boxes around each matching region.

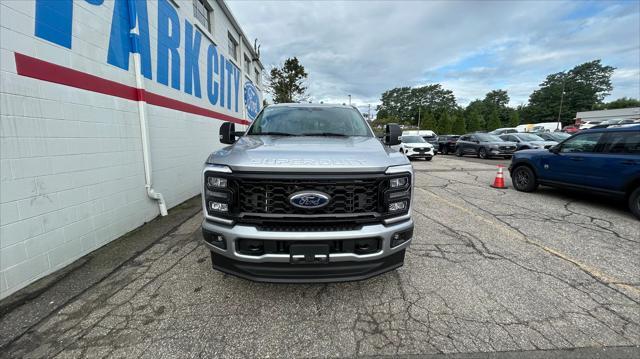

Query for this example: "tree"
[376,84,458,126]
[486,109,501,131]
[594,97,640,110]
[267,57,308,103]
[508,111,520,127]
[436,112,452,134]
[451,114,466,134]
[419,111,437,130]
[525,60,615,124]
[466,111,483,132]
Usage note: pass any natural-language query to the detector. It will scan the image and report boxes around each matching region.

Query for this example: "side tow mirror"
[384,124,402,146]
[549,146,560,154]
[219,122,241,144]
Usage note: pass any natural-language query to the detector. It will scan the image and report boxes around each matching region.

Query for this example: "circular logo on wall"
[244,81,260,120]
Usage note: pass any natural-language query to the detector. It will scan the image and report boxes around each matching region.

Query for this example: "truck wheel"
[512,166,538,192]
[455,147,463,157]
[629,187,640,219]
[478,148,488,159]
[425,157,432,161]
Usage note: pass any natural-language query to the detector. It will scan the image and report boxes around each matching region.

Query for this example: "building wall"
[0,0,262,299]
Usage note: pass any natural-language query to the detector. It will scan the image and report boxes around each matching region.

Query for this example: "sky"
[227,0,640,114]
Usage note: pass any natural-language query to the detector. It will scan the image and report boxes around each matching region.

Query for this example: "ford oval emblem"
[289,191,331,209]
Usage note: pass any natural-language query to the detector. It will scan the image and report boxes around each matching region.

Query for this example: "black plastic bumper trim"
[209,249,406,283]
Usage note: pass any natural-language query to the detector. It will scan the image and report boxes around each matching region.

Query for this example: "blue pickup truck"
[508,125,640,219]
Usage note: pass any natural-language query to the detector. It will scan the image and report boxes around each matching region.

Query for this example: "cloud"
[228,0,640,109]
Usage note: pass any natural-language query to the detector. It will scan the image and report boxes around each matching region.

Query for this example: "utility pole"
[556,73,568,131]
[417,107,421,134]
[348,94,351,105]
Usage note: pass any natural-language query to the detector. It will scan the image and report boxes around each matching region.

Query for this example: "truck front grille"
[236,177,382,215]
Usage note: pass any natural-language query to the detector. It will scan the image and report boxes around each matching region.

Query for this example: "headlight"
[207,177,227,189]
[390,177,408,188]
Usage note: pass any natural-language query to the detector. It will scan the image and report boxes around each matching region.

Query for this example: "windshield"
[475,134,503,142]
[516,133,545,141]
[247,106,372,137]
[551,133,571,140]
[402,136,426,143]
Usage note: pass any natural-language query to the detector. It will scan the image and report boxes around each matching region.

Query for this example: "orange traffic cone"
[490,165,508,189]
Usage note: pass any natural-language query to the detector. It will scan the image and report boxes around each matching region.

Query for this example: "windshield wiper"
[250,132,295,136]
[300,132,349,137]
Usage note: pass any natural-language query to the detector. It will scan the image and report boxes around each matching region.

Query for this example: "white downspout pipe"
[128,0,168,216]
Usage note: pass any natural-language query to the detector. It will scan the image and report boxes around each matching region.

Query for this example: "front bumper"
[405,147,434,157]
[488,149,515,156]
[202,218,414,282]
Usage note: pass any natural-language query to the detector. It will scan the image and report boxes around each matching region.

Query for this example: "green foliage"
[508,111,520,127]
[376,84,458,126]
[594,97,640,110]
[451,114,466,134]
[419,110,437,130]
[486,110,501,131]
[436,112,452,134]
[466,111,483,133]
[267,57,308,103]
[525,59,615,124]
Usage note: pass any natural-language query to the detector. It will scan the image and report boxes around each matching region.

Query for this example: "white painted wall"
[0,0,262,299]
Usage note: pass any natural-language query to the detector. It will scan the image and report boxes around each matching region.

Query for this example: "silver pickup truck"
[201,103,414,282]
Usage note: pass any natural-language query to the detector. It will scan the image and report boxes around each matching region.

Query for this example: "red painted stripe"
[14,52,250,125]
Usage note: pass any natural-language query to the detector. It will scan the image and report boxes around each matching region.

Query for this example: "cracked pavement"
[1,156,639,358]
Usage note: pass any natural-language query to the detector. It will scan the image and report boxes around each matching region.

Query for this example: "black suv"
[455,133,517,159]
[437,135,460,155]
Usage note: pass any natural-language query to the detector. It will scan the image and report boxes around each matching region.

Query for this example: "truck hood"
[206,135,409,173]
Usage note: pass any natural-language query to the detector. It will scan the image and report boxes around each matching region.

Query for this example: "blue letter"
[35,0,73,48]
[107,0,152,79]
[225,61,234,110]
[157,0,180,90]
[219,54,226,108]
[184,20,202,98]
[233,65,240,112]
[206,44,219,106]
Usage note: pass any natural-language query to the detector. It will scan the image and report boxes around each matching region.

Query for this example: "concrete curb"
[0,196,202,349]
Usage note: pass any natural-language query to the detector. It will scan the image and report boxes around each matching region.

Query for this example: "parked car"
[589,119,638,129]
[537,132,571,142]
[531,122,563,132]
[394,135,435,160]
[578,119,603,129]
[455,133,517,159]
[562,125,580,134]
[437,135,460,155]
[509,125,640,219]
[489,128,518,135]
[421,133,439,149]
[499,133,558,151]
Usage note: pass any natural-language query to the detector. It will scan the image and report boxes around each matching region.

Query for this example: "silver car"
[499,133,558,151]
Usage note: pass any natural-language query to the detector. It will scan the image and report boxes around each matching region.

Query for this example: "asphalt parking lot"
[1,156,639,358]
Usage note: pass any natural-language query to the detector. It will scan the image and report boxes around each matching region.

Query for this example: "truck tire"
[629,187,640,220]
[455,147,463,157]
[511,165,538,192]
[478,147,488,159]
